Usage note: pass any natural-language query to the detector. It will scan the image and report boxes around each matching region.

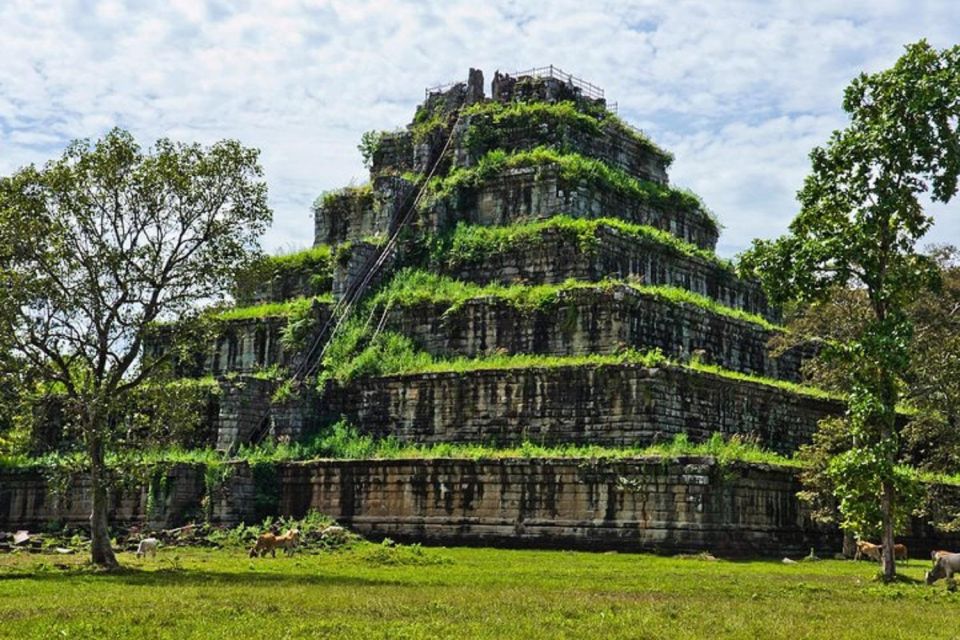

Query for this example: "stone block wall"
[206,317,287,375]
[7,456,960,558]
[216,377,274,452]
[279,457,835,556]
[313,186,378,247]
[427,166,718,251]
[332,240,395,302]
[241,264,332,307]
[0,464,207,531]
[385,286,806,380]
[321,364,840,455]
[453,114,669,185]
[438,225,773,321]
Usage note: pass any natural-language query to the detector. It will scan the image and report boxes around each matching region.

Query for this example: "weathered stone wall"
[427,166,718,251]
[239,264,332,306]
[332,240,396,302]
[438,225,773,321]
[0,464,209,531]
[385,286,806,381]
[278,457,836,555]
[371,131,414,175]
[313,186,378,247]
[322,365,840,455]
[7,458,959,558]
[452,115,669,185]
[206,317,287,376]
[217,377,274,452]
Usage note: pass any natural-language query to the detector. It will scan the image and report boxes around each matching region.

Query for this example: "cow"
[135,537,159,559]
[892,543,908,562]
[926,552,960,587]
[249,529,300,558]
[855,540,882,562]
[931,549,955,561]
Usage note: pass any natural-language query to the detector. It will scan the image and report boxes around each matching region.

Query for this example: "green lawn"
[0,544,956,639]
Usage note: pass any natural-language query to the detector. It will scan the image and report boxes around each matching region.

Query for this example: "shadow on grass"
[0,565,400,588]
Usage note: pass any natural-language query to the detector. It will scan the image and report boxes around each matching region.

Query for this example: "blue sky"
[1,0,958,258]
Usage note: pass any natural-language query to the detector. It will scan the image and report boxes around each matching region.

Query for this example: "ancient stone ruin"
[4,66,959,555]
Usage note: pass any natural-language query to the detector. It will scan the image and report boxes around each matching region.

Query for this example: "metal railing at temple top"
[425,65,609,102]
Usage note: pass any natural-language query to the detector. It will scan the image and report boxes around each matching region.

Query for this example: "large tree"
[741,40,960,581]
[0,129,270,568]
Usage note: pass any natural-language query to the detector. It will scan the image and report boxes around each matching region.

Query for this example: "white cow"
[135,537,159,559]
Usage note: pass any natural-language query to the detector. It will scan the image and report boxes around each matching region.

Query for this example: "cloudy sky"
[2,0,958,258]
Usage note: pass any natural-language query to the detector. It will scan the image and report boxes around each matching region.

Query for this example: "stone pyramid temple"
[7,67,958,555]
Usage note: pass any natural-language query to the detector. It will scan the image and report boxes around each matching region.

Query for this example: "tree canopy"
[0,128,271,567]
[740,40,960,581]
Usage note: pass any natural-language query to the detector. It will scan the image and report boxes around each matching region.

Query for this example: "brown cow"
[855,540,882,562]
[249,529,300,558]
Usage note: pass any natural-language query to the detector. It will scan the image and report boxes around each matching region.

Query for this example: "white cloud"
[0,0,958,257]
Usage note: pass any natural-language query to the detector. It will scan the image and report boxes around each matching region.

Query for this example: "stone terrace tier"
[425,166,719,251]
[383,285,809,381]
[7,457,960,557]
[450,113,670,185]
[432,221,773,321]
[320,364,840,455]
[144,302,333,379]
[279,457,834,556]
[374,109,671,186]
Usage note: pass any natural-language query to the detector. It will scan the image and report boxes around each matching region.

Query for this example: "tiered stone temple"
[11,67,956,555]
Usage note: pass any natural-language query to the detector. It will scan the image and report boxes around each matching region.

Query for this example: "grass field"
[0,544,956,639]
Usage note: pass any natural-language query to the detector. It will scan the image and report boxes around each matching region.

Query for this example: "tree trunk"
[89,436,119,569]
[842,530,857,559]
[880,478,896,582]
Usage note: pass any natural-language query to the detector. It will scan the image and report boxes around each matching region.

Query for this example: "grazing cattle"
[278,529,300,556]
[249,532,278,558]
[249,529,300,558]
[892,543,908,561]
[855,540,882,562]
[926,553,960,586]
[136,537,159,559]
[931,549,955,561]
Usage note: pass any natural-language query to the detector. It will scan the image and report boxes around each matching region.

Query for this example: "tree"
[901,248,960,469]
[0,129,271,568]
[740,40,960,581]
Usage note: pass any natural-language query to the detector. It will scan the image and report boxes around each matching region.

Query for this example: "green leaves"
[741,42,960,555]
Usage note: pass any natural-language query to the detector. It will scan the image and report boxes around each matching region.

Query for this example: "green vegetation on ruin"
[461,99,674,164]
[2,545,959,639]
[431,215,733,271]
[0,430,797,475]
[312,183,374,213]
[318,311,832,401]
[369,269,777,329]
[213,294,333,322]
[425,147,718,232]
[233,244,334,304]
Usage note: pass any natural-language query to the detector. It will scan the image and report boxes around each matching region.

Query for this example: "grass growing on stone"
[432,215,733,271]
[214,295,333,322]
[460,99,673,164]
[370,269,777,329]
[279,428,799,467]
[426,147,718,232]
[397,351,839,401]
[319,318,834,402]
[0,545,957,639]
